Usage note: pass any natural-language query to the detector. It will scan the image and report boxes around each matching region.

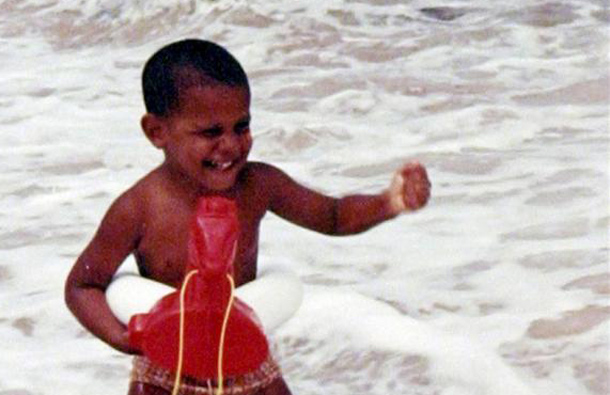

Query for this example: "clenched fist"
[387,162,431,214]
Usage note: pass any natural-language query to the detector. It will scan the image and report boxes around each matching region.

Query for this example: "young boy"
[65,39,431,395]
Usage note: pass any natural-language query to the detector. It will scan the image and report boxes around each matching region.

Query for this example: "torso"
[131,163,269,288]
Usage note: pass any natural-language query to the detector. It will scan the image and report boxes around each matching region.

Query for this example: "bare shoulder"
[109,172,154,217]
[242,161,291,186]
[242,161,334,224]
[240,161,295,202]
[98,167,168,237]
[96,183,143,243]
[244,161,281,175]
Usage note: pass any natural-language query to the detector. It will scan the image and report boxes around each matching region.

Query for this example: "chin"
[196,162,245,192]
[200,176,239,192]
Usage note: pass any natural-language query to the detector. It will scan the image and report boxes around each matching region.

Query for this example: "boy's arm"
[65,192,142,354]
[263,162,430,235]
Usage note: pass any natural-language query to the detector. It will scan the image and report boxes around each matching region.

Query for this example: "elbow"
[329,199,343,236]
[329,222,357,236]
[328,200,360,236]
[330,226,367,237]
[64,273,79,314]
[64,267,93,315]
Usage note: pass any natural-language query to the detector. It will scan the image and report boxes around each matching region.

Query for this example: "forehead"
[172,84,251,120]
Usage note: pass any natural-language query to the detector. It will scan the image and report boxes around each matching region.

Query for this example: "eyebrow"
[236,115,251,125]
[191,114,251,132]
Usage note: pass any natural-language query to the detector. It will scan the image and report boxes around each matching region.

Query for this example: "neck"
[158,162,237,204]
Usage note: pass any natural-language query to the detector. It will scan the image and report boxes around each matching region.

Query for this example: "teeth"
[212,161,233,170]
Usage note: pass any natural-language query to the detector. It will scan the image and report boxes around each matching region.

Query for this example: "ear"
[141,113,169,149]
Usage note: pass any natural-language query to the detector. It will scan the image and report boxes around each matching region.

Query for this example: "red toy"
[128,197,269,379]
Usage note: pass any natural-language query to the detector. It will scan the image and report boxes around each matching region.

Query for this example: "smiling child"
[65,39,431,395]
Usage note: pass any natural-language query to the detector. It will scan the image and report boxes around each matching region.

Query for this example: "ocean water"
[0,0,608,394]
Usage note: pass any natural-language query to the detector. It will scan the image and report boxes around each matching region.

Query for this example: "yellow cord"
[171,271,236,395]
[171,269,199,395]
[217,274,236,395]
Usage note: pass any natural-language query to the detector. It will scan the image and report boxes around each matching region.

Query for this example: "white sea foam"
[0,0,608,394]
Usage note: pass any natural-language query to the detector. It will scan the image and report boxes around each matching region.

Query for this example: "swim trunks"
[131,354,282,395]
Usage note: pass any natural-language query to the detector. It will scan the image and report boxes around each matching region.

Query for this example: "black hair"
[142,39,249,116]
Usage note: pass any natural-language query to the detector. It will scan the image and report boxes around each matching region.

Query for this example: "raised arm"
[262,162,430,236]
[64,190,142,354]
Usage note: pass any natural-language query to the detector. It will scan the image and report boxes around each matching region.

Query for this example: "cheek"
[241,134,253,152]
[189,139,214,156]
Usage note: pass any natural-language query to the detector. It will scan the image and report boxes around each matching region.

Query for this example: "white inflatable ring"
[107,265,303,333]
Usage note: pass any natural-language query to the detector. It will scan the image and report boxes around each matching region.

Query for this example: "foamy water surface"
[0,1,608,394]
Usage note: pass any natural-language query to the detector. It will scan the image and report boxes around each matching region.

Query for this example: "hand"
[113,328,142,355]
[387,162,431,214]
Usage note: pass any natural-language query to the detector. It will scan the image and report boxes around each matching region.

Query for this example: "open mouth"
[202,160,235,171]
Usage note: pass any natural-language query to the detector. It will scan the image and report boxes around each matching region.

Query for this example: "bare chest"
[134,199,263,288]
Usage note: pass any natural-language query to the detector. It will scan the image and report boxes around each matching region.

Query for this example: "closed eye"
[235,122,250,135]
[235,117,251,135]
[196,126,223,138]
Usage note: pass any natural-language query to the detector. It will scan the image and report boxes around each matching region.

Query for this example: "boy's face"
[149,84,252,192]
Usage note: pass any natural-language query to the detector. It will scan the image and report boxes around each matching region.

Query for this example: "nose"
[216,132,240,156]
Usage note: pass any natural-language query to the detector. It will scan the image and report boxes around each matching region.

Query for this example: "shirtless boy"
[65,39,431,395]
